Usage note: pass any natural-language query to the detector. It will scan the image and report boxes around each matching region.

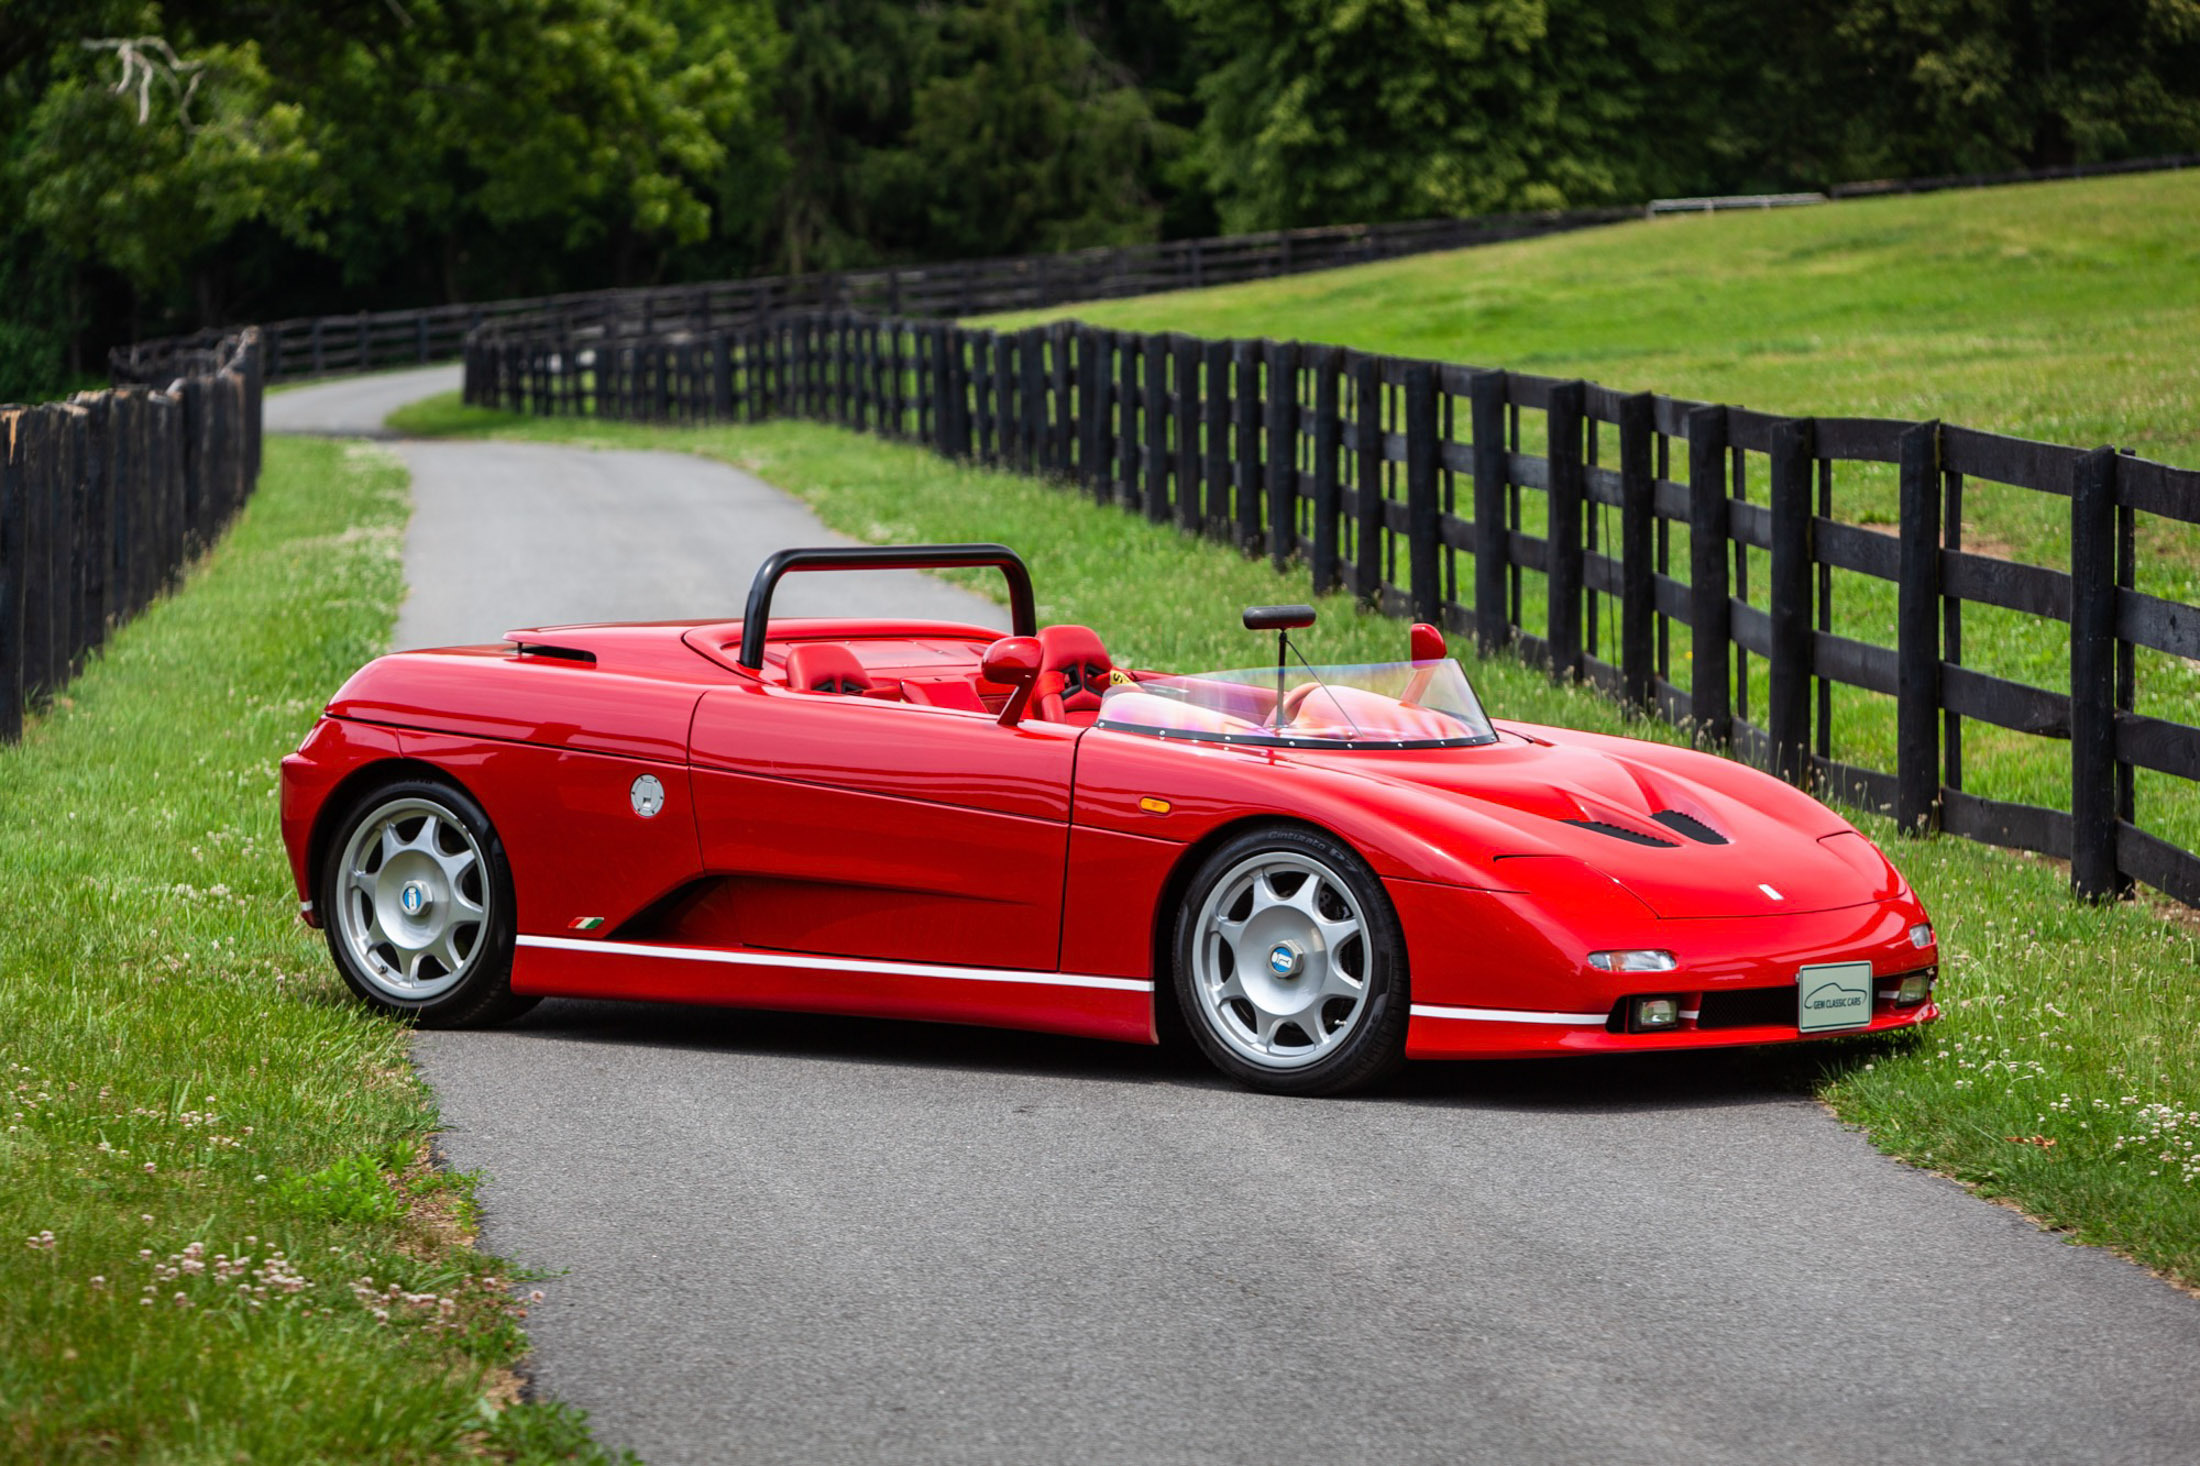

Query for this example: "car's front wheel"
[319,777,533,1028]
[1173,825,1408,1096]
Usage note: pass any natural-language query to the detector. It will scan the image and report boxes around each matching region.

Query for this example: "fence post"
[105,393,134,631]
[1267,341,1302,571]
[888,322,906,438]
[1896,421,1943,833]
[1049,320,1072,473]
[1547,380,1586,681]
[2070,445,2126,899]
[58,408,81,681]
[949,326,973,458]
[1202,340,1231,530]
[311,318,325,375]
[995,333,1017,467]
[1234,341,1263,552]
[1175,336,1202,532]
[0,415,23,743]
[1353,355,1383,603]
[1116,331,1140,507]
[1021,328,1047,472]
[21,412,54,703]
[1470,371,1511,653]
[1687,405,1731,746]
[1143,335,1169,522]
[1619,392,1655,711]
[1309,348,1343,595]
[1768,416,1816,784]
[1404,361,1440,622]
[1078,327,1106,495]
[80,399,112,658]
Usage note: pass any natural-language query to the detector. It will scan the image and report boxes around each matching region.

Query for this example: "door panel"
[688,686,1078,970]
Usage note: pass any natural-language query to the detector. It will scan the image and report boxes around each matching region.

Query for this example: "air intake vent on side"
[1651,810,1729,845]
[1563,819,1679,848]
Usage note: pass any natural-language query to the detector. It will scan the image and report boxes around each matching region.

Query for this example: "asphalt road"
[297,368,2200,1465]
[265,364,463,438]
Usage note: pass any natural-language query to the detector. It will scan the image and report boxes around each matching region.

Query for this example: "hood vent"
[511,642,597,664]
[1565,819,1679,848]
[1651,810,1729,845]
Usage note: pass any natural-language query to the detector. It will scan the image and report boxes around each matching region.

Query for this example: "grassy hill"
[994,170,2200,472]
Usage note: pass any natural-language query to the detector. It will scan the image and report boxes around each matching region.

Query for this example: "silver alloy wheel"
[333,796,490,1002]
[1188,850,1371,1070]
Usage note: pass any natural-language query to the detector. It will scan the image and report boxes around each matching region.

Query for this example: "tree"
[1168,0,1718,232]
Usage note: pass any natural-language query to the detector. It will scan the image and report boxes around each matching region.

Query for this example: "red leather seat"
[1033,624,1113,725]
[783,643,873,695]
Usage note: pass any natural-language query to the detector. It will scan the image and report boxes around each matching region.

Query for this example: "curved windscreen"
[1096,660,1496,749]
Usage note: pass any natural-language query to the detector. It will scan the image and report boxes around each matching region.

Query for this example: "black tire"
[1171,824,1408,1096]
[317,776,534,1029]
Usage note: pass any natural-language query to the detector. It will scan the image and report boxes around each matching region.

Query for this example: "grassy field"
[991,170,2200,471]
[385,395,2200,1292]
[0,437,630,1463]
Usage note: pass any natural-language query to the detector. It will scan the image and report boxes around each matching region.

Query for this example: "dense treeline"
[4,0,2197,398]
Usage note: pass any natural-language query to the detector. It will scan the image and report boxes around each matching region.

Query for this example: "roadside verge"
[0,436,631,1463]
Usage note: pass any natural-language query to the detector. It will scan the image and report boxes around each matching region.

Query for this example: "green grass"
[0,437,632,1464]
[992,169,2200,472]
[386,397,2200,1292]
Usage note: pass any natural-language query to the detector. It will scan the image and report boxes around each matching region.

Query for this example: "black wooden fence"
[464,310,2200,909]
[112,150,2199,387]
[0,329,264,745]
[112,208,1634,383]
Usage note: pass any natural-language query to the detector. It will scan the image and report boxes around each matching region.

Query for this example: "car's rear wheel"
[319,777,534,1028]
[1173,825,1408,1096]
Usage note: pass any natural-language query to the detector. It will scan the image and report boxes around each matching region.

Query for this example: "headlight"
[1588,949,1677,973]
[1908,923,1934,949]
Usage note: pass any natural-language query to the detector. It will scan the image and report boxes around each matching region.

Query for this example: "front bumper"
[1391,878,1938,1060]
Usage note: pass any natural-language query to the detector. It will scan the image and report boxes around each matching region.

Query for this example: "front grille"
[1696,985,1798,1030]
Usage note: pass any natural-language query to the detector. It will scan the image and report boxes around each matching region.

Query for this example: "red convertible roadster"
[280,544,1938,1095]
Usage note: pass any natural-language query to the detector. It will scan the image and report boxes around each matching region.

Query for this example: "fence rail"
[110,209,1633,385]
[2,329,264,745]
[463,310,2200,909]
[112,151,2200,390]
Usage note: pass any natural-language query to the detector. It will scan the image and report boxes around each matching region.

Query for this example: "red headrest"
[783,642,873,695]
[1036,624,1113,717]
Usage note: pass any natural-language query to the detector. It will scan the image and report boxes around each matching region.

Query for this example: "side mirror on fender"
[981,635,1045,727]
[1403,623,1447,707]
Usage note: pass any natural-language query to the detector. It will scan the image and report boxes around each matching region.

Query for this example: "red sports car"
[279,544,1938,1096]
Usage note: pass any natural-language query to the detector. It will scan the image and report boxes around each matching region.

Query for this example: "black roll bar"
[736,543,1037,669]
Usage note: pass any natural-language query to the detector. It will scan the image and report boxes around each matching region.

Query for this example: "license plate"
[1797,961,1874,1033]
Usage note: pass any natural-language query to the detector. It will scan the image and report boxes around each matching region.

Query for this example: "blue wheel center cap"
[1267,942,1303,978]
[399,881,431,917]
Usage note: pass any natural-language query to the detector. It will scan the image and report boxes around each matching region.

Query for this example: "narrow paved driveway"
[266,364,462,438]
[291,369,2200,1466]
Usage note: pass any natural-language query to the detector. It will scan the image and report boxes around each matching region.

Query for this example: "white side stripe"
[517,934,1153,993]
[1409,1002,1610,1026]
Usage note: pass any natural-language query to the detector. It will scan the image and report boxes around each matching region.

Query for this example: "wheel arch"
[305,756,483,911]
[1144,814,1379,1039]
